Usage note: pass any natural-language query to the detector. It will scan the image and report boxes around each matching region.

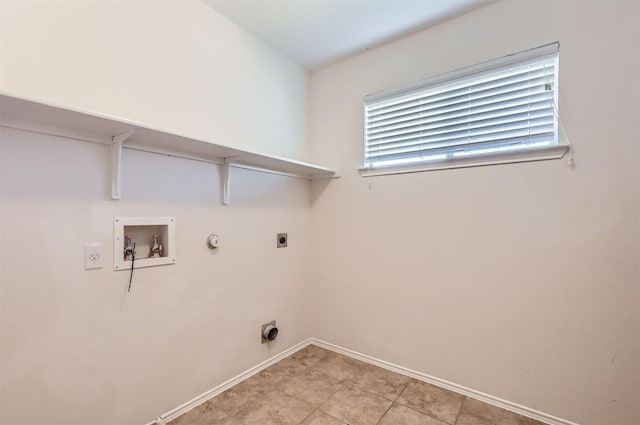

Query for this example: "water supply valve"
[150,234,163,258]
[124,235,133,260]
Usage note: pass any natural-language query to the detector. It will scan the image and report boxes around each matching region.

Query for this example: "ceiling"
[203,0,492,70]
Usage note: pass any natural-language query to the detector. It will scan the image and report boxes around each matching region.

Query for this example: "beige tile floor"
[169,345,547,425]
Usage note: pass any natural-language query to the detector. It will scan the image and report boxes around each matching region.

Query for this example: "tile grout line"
[286,350,352,425]
[160,338,315,424]
[192,346,516,425]
[393,384,450,425]
[305,348,453,424]
[453,396,467,425]
[309,340,569,425]
[211,357,314,424]
[178,347,458,425]
[307,352,407,404]
[289,354,349,421]
[323,410,350,425]
[296,407,318,425]
[304,349,408,425]
[374,381,410,425]
[373,403,394,425]
[211,400,246,425]
[176,346,484,425]
[162,340,568,425]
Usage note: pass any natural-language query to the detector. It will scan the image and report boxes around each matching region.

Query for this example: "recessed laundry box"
[114,217,176,270]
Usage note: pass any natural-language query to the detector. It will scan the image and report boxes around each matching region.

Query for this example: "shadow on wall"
[0,128,111,201]
[1,128,310,209]
[310,178,333,206]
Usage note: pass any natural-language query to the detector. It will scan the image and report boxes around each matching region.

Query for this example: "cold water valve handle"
[150,234,163,258]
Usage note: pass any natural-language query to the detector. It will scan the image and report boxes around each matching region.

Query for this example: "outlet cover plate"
[84,243,103,270]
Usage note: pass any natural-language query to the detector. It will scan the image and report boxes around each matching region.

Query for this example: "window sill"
[358,144,570,177]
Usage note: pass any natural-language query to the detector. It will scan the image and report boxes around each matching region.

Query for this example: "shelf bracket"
[111,130,136,200]
[222,158,234,205]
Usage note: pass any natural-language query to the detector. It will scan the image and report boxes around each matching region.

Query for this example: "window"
[362,43,568,175]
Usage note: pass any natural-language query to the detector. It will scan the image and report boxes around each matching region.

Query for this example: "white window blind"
[363,43,561,171]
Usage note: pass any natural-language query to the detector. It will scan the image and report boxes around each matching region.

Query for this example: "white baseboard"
[147,337,579,425]
[146,338,313,425]
[310,338,579,425]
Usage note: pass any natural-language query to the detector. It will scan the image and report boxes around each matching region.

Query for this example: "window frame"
[359,43,568,176]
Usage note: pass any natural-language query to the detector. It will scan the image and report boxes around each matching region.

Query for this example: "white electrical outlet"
[84,243,103,270]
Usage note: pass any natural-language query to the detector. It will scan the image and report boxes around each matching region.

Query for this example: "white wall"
[308,1,640,425]
[3,0,640,424]
[0,0,312,424]
[0,129,312,425]
[0,0,309,161]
